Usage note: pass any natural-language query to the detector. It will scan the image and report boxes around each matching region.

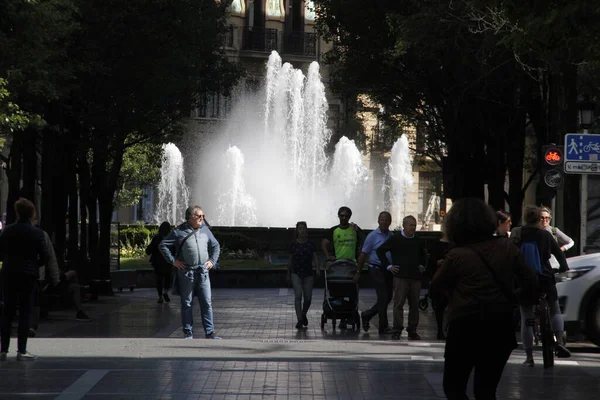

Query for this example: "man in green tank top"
[322,206,362,262]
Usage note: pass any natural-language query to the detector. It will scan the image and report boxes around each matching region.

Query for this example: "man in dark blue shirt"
[0,198,48,361]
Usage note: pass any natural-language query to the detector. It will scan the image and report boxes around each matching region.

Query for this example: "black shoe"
[163,293,170,303]
[523,358,534,367]
[157,298,164,304]
[437,332,446,340]
[75,310,92,321]
[302,314,308,326]
[361,312,370,332]
[296,321,303,329]
[205,332,222,340]
[378,327,394,335]
[407,331,421,340]
[555,343,572,358]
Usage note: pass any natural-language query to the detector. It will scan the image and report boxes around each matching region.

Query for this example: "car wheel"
[585,295,600,347]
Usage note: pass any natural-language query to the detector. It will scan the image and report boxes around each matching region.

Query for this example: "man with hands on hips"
[376,215,427,340]
[159,205,221,340]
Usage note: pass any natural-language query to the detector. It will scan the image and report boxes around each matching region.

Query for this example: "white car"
[556,253,600,346]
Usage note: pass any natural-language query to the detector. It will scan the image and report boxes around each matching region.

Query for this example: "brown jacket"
[431,237,538,323]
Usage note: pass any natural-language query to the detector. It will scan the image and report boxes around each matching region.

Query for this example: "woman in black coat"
[146,222,173,303]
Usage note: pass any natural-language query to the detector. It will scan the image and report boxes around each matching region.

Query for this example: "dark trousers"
[156,270,172,297]
[443,313,515,399]
[432,296,448,335]
[1,272,37,354]
[362,267,393,329]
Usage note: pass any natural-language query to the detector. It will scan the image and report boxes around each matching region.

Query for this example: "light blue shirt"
[361,227,393,267]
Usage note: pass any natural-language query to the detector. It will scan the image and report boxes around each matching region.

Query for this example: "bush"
[119,223,157,247]
[219,245,260,260]
[213,232,268,252]
[120,236,151,259]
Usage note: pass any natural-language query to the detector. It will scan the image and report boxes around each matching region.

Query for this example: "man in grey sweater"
[159,205,221,339]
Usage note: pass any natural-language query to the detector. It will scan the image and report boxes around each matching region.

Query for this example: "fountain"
[386,135,415,225]
[154,143,190,225]
[192,51,414,228]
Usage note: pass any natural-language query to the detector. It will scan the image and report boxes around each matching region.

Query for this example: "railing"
[283,31,317,56]
[241,26,278,52]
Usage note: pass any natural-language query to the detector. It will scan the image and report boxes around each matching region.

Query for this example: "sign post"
[565,133,600,253]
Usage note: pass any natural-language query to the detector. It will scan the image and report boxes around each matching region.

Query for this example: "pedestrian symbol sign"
[564,133,600,174]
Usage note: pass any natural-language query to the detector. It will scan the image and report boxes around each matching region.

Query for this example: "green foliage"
[213,232,268,253]
[119,234,152,259]
[219,246,260,261]
[114,142,163,208]
[0,78,44,135]
[119,223,157,248]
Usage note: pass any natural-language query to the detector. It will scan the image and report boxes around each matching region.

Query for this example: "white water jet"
[386,136,414,224]
[195,51,414,228]
[154,143,190,225]
[216,146,257,226]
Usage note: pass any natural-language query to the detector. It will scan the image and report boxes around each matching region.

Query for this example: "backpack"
[511,227,543,275]
[519,241,543,275]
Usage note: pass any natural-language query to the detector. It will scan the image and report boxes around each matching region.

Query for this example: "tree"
[114,142,162,210]
[70,0,242,280]
[314,0,524,205]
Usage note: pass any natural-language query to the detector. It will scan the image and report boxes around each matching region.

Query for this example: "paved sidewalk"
[0,288,598,399]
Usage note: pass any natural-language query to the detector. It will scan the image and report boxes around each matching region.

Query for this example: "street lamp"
[578,96,595,130]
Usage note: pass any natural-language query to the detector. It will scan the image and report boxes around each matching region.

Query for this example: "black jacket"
[146,234,172,273]
[0,220,48,278]
[376,232,428,280]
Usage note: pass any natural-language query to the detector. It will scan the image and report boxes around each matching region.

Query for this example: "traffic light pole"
[581,129,589,254]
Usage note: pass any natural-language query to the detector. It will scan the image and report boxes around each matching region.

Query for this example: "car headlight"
[555,266,595,282]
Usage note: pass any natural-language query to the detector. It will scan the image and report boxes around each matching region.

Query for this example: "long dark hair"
[158,221,171,237]
[445,198,496,246]
[495,210,511,226]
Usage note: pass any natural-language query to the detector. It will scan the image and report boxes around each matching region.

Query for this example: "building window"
[266,0,284,20]
[191,92,231,120]
[231,0,244,14]
[305,1,315,21]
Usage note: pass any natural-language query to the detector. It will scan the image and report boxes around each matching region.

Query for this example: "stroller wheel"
[321,314,326,330]
[332,319,336,330]
[355,312,361,331]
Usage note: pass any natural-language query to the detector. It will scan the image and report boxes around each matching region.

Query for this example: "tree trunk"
[560,65,580,253]
[21,128,37,203]
[40,127,55,234]
[6,133,23,224]
[79,149,91,269]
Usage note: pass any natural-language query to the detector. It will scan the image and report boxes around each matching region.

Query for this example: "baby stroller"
[320,259,361,331]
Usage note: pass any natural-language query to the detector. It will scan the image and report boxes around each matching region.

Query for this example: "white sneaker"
[0,352,7,361]
[17,352,37,361]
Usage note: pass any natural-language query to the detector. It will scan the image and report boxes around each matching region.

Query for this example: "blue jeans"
[291,274,314,322]
[177,268,214,336]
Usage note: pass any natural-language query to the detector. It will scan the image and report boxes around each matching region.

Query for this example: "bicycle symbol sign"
[564,133,600,174]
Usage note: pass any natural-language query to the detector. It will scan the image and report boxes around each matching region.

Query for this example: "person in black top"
[511,205,571,366]
[0,198,48,361]
[426,231,450,340]
[288,221,320,329]
[376,215,428,340]
[146,222,173,304]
